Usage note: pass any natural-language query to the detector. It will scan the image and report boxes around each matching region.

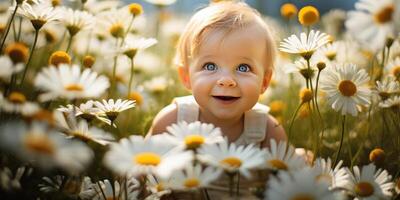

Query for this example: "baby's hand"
[295,148,314,165]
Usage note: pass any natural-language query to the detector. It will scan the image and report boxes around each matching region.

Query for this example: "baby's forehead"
[195,23,269,55]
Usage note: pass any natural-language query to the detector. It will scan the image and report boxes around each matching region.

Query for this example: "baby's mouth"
[212,95,240,101]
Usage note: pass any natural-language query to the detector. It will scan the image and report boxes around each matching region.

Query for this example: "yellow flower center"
[374,5,394,24]
[128,91,143,106]
[280,3,298,19]
[184,135,205,149]
[325,52,336,61]
[355,182,374,197]
[24,133,55,155]
[30,109,55,125]
[109,23,125,38]
[338,80,357,97]
[8,92,26,104]
[298,6,319,26]
[268,159,288,170]
[0,24,5,34]
[291,194,315,200]
[83,55,95,68]
[220,157,242,168]
[51,0,61,7]
[49,51,71,66]
[156,183,164,192]
[43,29,57,44]
[184,178,200,188]
[71,131,91,142]
[65,84,84,91]
[5,42,29,64]
[129,3,143,16]
[391,66,400,78]
[369,148,385,165]
[134,152,161,166]
[299,88,313,103]
[269,100,285,115]
[316,174,332,184]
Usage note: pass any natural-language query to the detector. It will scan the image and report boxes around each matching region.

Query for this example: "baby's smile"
[212,95,240,104]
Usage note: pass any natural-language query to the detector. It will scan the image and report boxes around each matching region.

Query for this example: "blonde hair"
[175,1,277,71]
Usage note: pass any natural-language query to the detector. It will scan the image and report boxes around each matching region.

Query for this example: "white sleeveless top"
[174,95,270,146]
[172,95,271,199]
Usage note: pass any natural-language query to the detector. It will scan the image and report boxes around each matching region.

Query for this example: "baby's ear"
[261,69,272,93]
[177,66,191,90]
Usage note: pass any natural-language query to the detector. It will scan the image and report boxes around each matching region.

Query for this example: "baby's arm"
[147,104,177,136]
[261,115,287,148]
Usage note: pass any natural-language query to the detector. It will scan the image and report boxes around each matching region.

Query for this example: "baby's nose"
[217,76,237,87]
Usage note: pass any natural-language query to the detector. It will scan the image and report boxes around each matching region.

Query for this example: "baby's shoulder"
[261,114,287,148]
[147,104,178,136]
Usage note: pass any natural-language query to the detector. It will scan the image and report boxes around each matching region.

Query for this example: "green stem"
[127,58,135,95]
[66,34,74,53]
[110,38,119,97]
[0,3,19,52]
[20,29,39,86]
[97,181,107,200]
[17,17,22,42]
[333,115,346,167]
[287,102,304,150]
[314,70,325,158]
[228,172,234,197]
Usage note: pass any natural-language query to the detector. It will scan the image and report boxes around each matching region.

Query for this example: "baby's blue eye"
[203,62,217,71]
[237,64,250,72]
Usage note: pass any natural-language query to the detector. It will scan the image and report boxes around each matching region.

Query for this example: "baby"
[148,1,287,198]
[149,1,286,147]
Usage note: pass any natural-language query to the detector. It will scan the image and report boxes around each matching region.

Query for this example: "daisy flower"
[0,55,24,81]
[57,117,115,145]
[379,95,400,108]
[94,99,135,122]
[262,139,307,172]
[284,58,317,79]
[144,0,177,6]
[164,121,224,150]
[17,0,61,30]
[1,91,40,116]
[34,64,110,101]
[93,179,139,200]
[39,176,96,199]
[143,76,173,94]
[0,166,28,191]
[0,121,94,174]
[83,0,121,14]
[320,63,371,116]
[265,167,345,200]
[146,175,172,199]
[57,100,114,126]
[344,163,393,199]
[103,134,193,178]
[279,30,330,59]
[119,35,157,59]
[375,76,400,101]
[345,0,399,51]
[167,164,222,191]
[58,7,95,37]
[385,57,400,79]
[197,139,266,178]
[312,158,350,189]
[96,8,131,39]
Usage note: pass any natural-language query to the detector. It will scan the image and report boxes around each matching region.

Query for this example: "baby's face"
[187,24,270,120]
